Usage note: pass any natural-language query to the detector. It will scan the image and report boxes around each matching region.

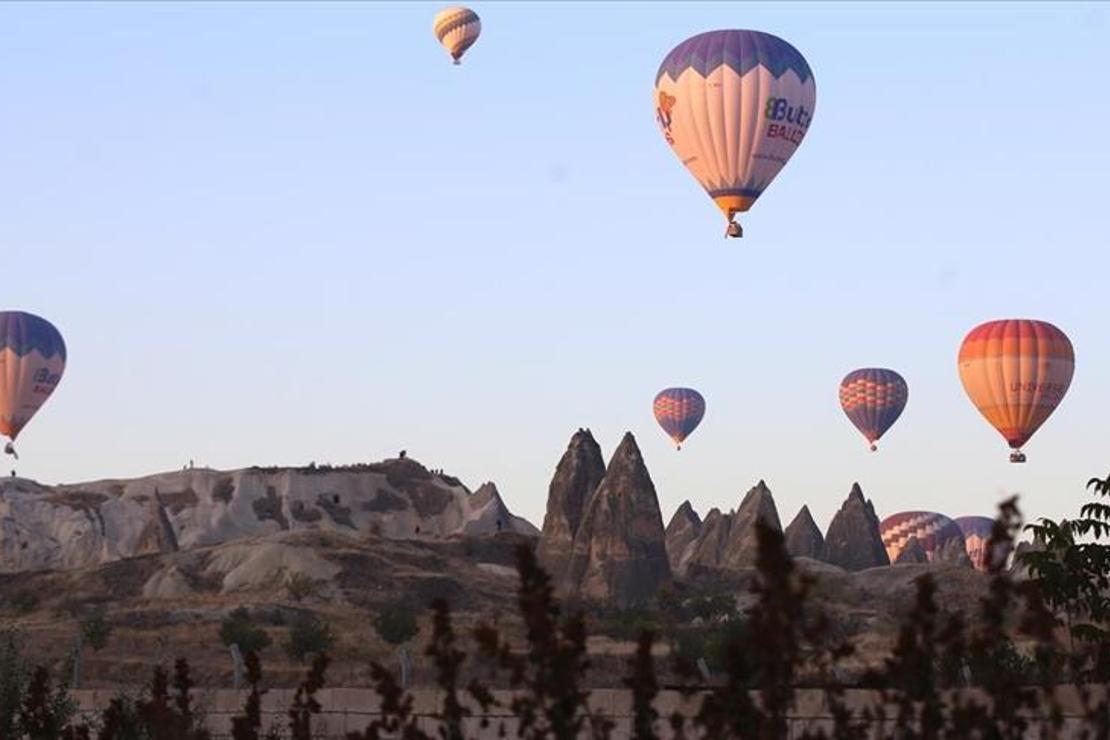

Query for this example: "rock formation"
[822,483,890,571]
[894,536,927,564]
[664,501,702,574]
[933,533,972,567]
[537,429,606,579]
[784,505,824,561]
[0,457,538,574]
[562,432,671,607]
[682,481,783,574]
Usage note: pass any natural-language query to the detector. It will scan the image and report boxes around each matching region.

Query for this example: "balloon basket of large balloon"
[726,222,743,238]
[1010,451,1027,464]
[869,443,877,452]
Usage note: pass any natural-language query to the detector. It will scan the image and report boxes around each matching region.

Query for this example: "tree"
[219,608,273,655]
[1021,472,1110,674]
[373,603,419,689]
[283,613,335,664]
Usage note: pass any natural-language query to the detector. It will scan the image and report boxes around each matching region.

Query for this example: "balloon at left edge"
[0,311,66,457]
[653,387,705,450]
[433,6,481,65]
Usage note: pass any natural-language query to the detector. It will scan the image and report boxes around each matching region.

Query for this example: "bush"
[219,608,273,655]
[285,573,320,604]
[283,613,335,664]
[80,611,112,652]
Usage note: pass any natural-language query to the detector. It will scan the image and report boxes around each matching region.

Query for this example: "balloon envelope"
[433,6,481,64]
[839,368,908,451]
[654,30,816,231]
[957,319,1074,457]
[653,388,706,449]
[880,511,964,564]
[0,311,66,443]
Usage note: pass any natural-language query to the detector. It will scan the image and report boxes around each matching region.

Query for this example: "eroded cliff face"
[0,458,536,573]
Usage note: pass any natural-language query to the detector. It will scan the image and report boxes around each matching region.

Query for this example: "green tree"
[373,603,419,688]
[0,628,29,739]
[1021,472,1110,670]
[219,608,273,655]
[283,613,335,664]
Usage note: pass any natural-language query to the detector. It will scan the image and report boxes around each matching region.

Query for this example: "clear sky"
[1,2,1108,534]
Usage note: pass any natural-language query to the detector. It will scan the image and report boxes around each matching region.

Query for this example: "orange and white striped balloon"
[433,6,481,65]
[957,319,1074,462]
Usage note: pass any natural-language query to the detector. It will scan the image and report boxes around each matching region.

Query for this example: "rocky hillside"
[0,457,537,573]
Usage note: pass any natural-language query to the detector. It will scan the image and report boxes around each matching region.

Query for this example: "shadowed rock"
[537,429,606,580]
[933,533,972,567]
[784,505,824,561]
[683,481,782,574]
[665,500,702,574]
[823,483,890,571]
[562,432,671,607]
[894,536,927,564]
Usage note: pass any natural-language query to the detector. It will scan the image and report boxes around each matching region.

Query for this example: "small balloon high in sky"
[432,6,481,66]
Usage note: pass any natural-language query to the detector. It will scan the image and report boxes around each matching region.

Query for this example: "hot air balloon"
[957,319,1074,463]
[880,511,964,564]
[839,368,908,452]
[653,387,705,450]
[0,311,66,459]
[654,30,816,238]
[433,6,481,65]
[954,515,1010,572]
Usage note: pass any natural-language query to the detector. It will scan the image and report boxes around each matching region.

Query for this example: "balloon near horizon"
[0,311,66,461]
[957,319,1074,464]
[653,387,706,451]
[654,29,816,238]
[839,368,908,452]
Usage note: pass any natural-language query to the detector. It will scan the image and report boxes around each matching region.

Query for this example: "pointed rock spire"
[665,500,702,575]
[562,432,671,607]
[537,429,606,578]
[894,536,927,564]
[822,482,889,571]
[720,480,782,570]
[784,505,824,561]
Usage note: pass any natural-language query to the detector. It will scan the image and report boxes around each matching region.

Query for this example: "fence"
[67,686,1109,739]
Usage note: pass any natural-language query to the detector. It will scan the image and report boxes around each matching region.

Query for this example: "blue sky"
[1,2,1108,533]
